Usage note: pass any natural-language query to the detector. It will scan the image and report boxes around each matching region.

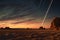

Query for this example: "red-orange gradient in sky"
[0,19,51,28]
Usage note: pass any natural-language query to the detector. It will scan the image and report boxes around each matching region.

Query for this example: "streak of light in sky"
[41,0,53,27]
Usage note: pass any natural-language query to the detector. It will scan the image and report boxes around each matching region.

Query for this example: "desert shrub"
[5,27,11,29]
[39,26,45,30]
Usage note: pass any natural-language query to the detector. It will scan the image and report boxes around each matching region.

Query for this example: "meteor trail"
[41,0,53,26]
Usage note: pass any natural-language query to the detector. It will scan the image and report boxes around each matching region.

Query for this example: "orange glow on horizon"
[0,20,50,28]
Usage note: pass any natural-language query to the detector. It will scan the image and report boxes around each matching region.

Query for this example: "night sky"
[0,0,60,28]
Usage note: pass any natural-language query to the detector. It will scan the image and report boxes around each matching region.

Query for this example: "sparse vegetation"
[39,26,45,30]
[5,27,10,29]
[0,27,11,30]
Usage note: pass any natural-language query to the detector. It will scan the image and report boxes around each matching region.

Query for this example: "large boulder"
[50,17,60,30]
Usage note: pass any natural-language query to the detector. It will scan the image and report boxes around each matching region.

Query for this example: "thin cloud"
[12,19,35,24]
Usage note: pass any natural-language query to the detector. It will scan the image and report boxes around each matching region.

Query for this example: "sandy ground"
[0,29,60,40]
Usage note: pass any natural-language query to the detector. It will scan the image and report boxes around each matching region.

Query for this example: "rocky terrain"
[0,29,60,40]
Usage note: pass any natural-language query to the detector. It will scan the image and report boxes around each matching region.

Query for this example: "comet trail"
[41,0,53,26]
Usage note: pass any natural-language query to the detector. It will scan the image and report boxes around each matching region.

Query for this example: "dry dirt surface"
[0,29,60,40]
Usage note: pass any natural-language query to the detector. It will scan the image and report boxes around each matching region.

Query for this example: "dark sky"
[0,0,60,28]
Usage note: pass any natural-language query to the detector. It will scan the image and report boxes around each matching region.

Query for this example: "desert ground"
[0,29,60,40]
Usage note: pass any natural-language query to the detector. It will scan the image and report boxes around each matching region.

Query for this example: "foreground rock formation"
[50,17,60,30]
